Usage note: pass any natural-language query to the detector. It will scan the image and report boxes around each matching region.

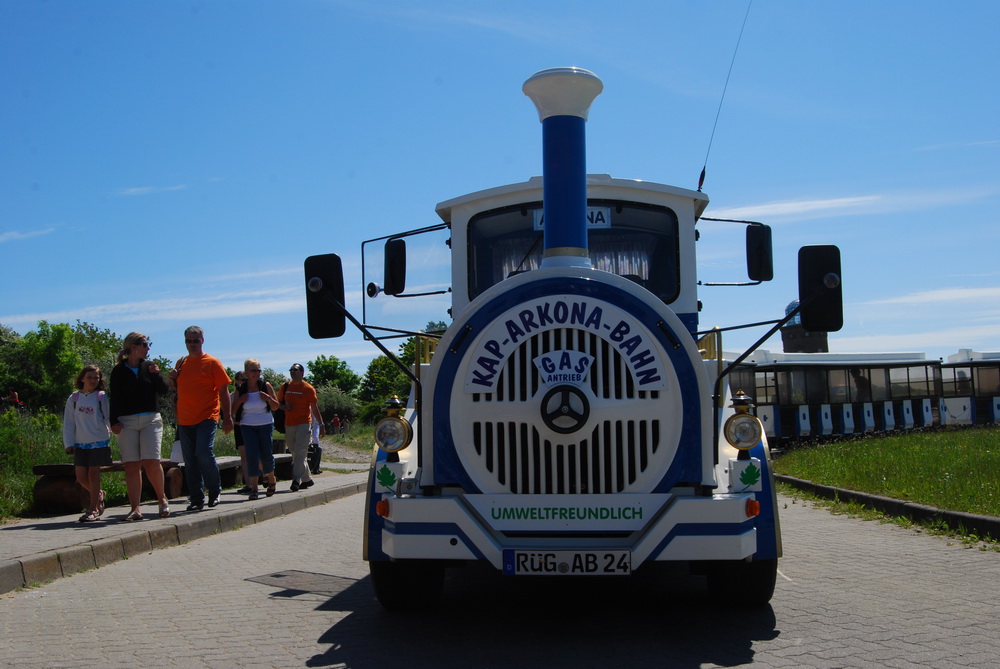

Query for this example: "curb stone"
[776,474,1000,540]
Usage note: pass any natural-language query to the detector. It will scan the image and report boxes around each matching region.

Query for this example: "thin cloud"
[115,185,188,196]
[915,140,1000,151]
[862,287,1000,306]
[708,196,881,221]
[708,186,999,223]
[0,228,56,243]
[332,0,572,44]
[830,323,1000,354]
[0,288,303,327]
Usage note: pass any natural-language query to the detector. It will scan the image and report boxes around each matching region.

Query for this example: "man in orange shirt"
[278,363,324,491]
[170,326,233,510]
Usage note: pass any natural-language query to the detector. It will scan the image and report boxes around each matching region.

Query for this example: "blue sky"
[3,0,998,379]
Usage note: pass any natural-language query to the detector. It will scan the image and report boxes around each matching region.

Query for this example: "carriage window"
[467,200,680,303]
[889,367,910,399]
[828,369,849,403]
[755,370,777,405]
[848,368,872,401]
[869,368,889,401]
[975,366,1000,396]
[942,367,973,397]
[907,365,932,397]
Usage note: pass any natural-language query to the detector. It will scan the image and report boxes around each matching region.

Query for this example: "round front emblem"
[540,384,591,434]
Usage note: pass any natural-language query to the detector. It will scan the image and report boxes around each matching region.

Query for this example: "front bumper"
[377,492,758,569]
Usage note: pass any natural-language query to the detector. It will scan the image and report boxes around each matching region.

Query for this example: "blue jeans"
[241,423,276,479]
[178,419,221,504]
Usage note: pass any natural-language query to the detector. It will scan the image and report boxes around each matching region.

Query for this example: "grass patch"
[774,426,1000,518]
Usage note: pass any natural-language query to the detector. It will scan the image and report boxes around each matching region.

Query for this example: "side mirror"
[383,238,406,296]
[304,254,346,339]
[746,224,773,282]
[797,245,843,332]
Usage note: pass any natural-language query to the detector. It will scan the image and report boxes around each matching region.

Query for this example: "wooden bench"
[32,453,293,514]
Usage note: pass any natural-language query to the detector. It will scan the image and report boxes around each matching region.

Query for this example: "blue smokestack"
[523,67,604,268]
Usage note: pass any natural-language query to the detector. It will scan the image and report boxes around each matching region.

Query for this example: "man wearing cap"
[278,364,324,491]
[170,326,233,510]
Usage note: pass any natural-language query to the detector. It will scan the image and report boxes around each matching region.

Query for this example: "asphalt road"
[1,491,998,668]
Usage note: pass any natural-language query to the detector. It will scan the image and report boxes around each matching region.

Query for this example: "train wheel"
[369,560,445,610]
[706,558,777,607]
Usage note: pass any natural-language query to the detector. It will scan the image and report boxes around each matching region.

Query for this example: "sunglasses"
[185,338,202,344]
[136,341,151,348]
[247,368,262,373]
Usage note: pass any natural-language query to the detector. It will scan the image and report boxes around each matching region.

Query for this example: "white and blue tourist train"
[304,67,845,608]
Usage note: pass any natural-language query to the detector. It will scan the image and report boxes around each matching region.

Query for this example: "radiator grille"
[455,327,678,494]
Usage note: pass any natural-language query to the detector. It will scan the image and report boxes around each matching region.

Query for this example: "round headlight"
[723,413,763,450]
[374,416,413,453]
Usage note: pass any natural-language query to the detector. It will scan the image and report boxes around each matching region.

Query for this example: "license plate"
[503,549,631,576]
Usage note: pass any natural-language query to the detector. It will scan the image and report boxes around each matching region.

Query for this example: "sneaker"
[186,501,204,512]
[237,486,252,495]
[207,495,220,508]
[290,480,300,492]
[301,480,315,489]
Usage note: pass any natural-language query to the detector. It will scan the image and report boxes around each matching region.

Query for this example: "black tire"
[369,560,445,611]
[705,558,777,607]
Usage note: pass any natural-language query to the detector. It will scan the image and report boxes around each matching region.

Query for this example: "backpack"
[72,390,107,421]
[234,379,275,423]
[272,382,288,434]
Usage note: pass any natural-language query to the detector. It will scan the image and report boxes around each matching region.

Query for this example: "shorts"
[74,445,113,468]
[117,412,164,462]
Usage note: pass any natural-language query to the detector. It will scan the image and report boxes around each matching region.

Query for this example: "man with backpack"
[278,363,324,491]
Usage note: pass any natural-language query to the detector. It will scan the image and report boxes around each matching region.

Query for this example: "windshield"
[467,199,680,303]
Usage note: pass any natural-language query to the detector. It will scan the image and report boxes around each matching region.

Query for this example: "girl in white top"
[231,358,280,500]
[62,365,112,522]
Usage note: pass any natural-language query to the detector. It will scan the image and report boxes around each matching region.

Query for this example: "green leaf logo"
[739,462,761,489]
[377,464,397,490]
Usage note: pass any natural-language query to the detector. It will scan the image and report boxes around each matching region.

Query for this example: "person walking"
[63,365,112,523]
[278,363,324,491]
[110,332,171,520]
[231,371,251,494]
[169,326,233,511]
[231,359,279,500]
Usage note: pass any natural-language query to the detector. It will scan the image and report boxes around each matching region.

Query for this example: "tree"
[315,385,359,424]
[0,325,30,407]
[71,320,122,371]
[307,354,360,395]
[19,321,82,411]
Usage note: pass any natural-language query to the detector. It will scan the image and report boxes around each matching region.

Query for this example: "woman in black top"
[110,332,171,520]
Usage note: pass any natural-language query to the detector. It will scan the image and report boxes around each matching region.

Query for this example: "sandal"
[266,474,276,497]
[124,510,143,522]
[248,489,259,501]
[159,500,171,518]
[97,490,106,517]
[78,511,99,523]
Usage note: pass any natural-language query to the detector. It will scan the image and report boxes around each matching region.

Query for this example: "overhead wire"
[698,0,753,192]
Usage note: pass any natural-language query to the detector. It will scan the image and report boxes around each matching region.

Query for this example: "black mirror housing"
[746,224,773,282]
[383,238,406,296]
[304,254,346,339]
[797,245,843,332]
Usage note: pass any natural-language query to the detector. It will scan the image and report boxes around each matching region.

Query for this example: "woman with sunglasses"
[231,358,279,500]
[110,331,171,520]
